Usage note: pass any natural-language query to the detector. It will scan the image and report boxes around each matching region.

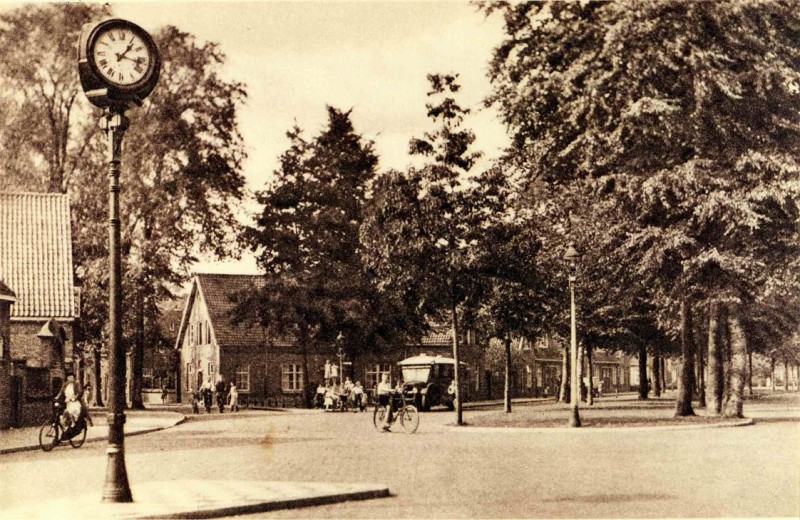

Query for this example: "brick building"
[0,192,78,427]
[174,273,482,407]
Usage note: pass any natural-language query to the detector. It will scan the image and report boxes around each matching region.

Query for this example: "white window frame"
[281,363,303,393]
[143,368,155,389]
[236,365,251,393]
[365,363,391,391]
[525,365,533,389]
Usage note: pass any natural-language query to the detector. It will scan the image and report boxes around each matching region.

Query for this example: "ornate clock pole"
[78,18,160,503]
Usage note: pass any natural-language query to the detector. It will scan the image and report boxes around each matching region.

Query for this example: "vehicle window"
[402,366,431,382]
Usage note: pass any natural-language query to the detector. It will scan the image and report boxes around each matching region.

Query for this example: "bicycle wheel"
[69,422,87,448]
[400,405,419,434]
[373,406,388,431]
[39,421,59,452]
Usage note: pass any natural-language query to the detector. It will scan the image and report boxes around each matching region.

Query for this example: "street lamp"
[564,242,581,427]
[78,19,160,503]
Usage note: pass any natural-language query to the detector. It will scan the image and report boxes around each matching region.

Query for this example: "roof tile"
[0,193,75,319]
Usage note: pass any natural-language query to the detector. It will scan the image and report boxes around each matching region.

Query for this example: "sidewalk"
[2,480,390,519]
[0,409,186,455]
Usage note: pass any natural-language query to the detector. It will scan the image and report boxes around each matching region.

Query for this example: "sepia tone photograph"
[0,1,798,518]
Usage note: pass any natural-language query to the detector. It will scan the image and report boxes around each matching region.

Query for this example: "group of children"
[316,377,367,412]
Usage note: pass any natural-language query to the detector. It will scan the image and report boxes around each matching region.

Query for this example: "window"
[189,324,194,345]
[169,323,175,333]
[198,322,204,345]
[206,321,211,344]
[525,365,533,388]
[208,362,214,385]
[365,363,391,391]
[186,363,191,391]
[143,368,155,389]
[281,364,303,393]
[236,365,251,393]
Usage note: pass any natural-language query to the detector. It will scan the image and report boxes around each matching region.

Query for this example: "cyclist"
[55,373,83,430]
[377,373,394,431]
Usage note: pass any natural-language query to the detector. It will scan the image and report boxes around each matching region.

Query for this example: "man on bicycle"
[377,373,394,431]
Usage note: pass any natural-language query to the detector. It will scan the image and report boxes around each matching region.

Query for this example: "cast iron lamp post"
[564,242,582,427]
[78,18,160,503]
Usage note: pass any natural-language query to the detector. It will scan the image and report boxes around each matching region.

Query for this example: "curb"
[151,485,390,519]
[448,417,755,434]
[0,414,187,456]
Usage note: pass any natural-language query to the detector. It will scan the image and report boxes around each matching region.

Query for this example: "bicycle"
[373,391,419,433]
[39,401,88,452]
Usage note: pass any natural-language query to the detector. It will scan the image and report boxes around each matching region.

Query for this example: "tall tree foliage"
[363,74,493,425]
[483,1,800,417]
[242,107,415,407]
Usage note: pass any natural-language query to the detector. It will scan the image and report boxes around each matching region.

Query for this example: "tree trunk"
[504,334,512,413]
[300,339,312,408]
[675,298,696,417]
[770,356,776,392]
[450,299,463,426]
[577,343,584,402]
[747,351,753,398]
[661,357,667,392]
[587,344,594,406]
[129,287,146,409]
[92,345,104,407]
[559,345,569,403]
[722,305,747,418]
[697,336,706,408]
[652,355,661,397]
[706,302,723,415]
[638,343,648,400]
[784,359,790,392]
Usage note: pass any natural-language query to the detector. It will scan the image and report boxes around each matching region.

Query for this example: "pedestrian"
[191,391,200,414]
[353,380,365,412]
[161,384,168,404]
[228,381,239,412]
[315,382,326,409]
[201,378,213,413]
[215,375,226,413]
[324,360,332,386]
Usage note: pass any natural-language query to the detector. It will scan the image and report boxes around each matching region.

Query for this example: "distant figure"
[598,380,604,397]
[315,382,326,408]
[324,360,332,385]
[201,378,213,413]
[353,381,365,412]
[215,376,226,413]
[228,381,239,412]
[161,384,168,404]
[191,391,200,414]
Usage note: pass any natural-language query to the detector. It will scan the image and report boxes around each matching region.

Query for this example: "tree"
[362,74,487,425]
[242,107,415,407]
[0,4,248,408]
[482,1,800,418]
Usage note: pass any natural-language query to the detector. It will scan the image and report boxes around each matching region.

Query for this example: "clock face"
[92,25,152,87]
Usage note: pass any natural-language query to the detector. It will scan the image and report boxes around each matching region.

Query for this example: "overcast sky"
[25,1,512,274]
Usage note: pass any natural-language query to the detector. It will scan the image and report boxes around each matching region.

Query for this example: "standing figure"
[324,360,332,386]
[201,378,213,413]
[215,376,226,413]
[228,381,239,412]
[353,381,365,412]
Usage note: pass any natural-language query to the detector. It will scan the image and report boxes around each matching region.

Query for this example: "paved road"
[1,396,797,518]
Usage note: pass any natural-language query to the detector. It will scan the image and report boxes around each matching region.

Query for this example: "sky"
[20,1,512,274]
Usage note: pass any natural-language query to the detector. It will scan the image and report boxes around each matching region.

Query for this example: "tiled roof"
[195,273,293,349]
[420,329,453,346]
[0,193,75,319]
[0,279,16,302]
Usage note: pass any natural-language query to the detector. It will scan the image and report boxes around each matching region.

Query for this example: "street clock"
[78,19,160,108]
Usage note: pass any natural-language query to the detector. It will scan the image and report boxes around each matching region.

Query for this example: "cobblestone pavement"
[1,394,797,518]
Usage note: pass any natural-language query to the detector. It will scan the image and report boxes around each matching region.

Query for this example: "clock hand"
[115,42,136,62]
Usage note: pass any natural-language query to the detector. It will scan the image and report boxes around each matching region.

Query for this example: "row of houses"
[171,273,635,407]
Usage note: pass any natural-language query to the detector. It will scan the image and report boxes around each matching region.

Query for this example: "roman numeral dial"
[91,24,152,87]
